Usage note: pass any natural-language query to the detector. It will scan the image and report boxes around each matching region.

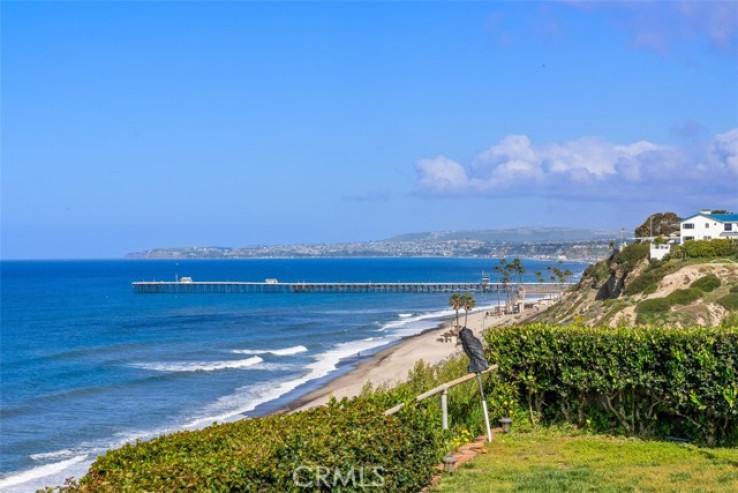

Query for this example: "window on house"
[684,236,694,241]
[726,223,734,231]
[683,223,694,229]
[705,223,710,228]
[705,236,712,240]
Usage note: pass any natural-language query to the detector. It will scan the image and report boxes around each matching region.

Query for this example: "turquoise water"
[0,258,585,491]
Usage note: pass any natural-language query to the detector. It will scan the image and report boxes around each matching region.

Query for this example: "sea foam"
[378,308,453,332]
[30,449,78,462]
[231,345,308,356]
[0,455,88,489]
[133,356,263,373]
[184,337,392,428]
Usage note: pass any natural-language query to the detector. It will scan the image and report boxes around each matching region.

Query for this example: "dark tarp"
[458,327,489,374]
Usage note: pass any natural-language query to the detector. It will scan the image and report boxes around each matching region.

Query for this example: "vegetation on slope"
[535,239,738,327]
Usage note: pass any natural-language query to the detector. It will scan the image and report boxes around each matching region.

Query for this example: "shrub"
[722,312,738,328]
[642,284,658,295]
[582,261,610,285]
[484,324,738,445]
[636,298,671,314]
[717,293,738,311]
[664,288,702,306]
[53,399,445,493]
[612,243,650,270]
[635,288,702,316]
[730,285,738,293]
[691,274,722,292]
[683,239,737,258]
[624,268,664,296]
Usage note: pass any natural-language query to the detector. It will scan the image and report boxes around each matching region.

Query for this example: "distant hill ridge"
[125,227,620,260]
[386,227,620,243]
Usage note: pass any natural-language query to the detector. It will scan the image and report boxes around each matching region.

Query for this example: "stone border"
[422,429,502,491]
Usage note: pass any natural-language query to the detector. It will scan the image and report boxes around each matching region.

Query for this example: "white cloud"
[709,128,738,175]
[677,1,738,51]
[472,135,544,188]
[415,156,470,194]
[567,1,738,57]
[545,137,622,179]
[414,129,738,202]
[475,135,539,168]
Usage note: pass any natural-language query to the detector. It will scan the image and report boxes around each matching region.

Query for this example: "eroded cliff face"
[594,254,654,301]
[595,262,628,301]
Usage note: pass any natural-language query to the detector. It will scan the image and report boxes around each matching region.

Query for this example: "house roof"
[681,213,738,223]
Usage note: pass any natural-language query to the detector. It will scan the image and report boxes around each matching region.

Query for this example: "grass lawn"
[431,429,738,493]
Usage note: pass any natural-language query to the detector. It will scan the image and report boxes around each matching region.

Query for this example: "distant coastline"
[125,227,617,262]
[125,252,604,262]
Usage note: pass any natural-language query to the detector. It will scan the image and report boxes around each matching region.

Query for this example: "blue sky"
[2,1,737,259]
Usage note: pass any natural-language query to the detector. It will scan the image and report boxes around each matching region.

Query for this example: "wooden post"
[441,389,449,430]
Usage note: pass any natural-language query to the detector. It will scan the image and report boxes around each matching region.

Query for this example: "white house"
[680,210,738,244]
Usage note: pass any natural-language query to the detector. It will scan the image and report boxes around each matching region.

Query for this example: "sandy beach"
[284,305,541,413]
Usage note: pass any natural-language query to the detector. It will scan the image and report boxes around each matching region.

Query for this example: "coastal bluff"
[532,243,738,327]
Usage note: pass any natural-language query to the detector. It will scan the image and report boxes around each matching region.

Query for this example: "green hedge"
[683,239,738,258]
[51,400,445,493]
[484,324,738,446]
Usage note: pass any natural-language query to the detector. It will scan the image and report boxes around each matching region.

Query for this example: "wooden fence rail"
[384,365,498,432]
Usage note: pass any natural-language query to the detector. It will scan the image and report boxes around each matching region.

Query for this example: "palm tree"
[493,258,508,282]
[547,261,573,300]
[493,258,510,311]
[449,293,463,327]
[461,293,476,327]
[510,257,526,284]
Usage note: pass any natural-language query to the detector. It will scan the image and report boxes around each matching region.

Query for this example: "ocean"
[0,257,586,492]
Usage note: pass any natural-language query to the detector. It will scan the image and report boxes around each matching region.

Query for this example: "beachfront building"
[680,210,738,244]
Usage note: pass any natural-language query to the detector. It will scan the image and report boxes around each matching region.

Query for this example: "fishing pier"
[131,280,573,295]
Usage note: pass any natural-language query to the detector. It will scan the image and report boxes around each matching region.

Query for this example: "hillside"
[385,227,620,243]
[534,244,738,327]
[125,227,618,260]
